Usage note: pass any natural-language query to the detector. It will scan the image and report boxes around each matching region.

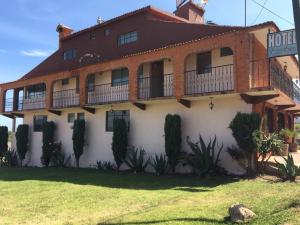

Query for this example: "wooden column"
[173,54,185,100]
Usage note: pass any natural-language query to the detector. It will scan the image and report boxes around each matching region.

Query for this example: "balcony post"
[45,81,53,109]
[79,73,87,106]
[13,89,19,111]
[173,55,185,100]
[0,88,4,113]
[129,63,139,103]
[234,32,251,92]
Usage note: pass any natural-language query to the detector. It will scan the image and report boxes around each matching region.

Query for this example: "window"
[90,33,96,40]
[77,113,85,120]
[62,79,69,86]
[105,29,111,36]
[197,52,212,74]
[106,110,130,132]
[220,47,233,57]
[33,115,47,132]
[63,49,76,61]
[87,74,95,92]
[27,84,46,99]
[118,31,138,46]
[68,113,75,123]
[111,68,129,86]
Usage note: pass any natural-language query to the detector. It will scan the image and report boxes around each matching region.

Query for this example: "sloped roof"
[20,5,273,80]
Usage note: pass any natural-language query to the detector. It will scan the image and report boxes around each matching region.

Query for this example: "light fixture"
[209,97,214,110]
[284,62,288,72]
[109,105,114,113]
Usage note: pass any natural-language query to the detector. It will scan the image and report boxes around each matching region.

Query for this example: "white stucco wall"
[23,94,251,174]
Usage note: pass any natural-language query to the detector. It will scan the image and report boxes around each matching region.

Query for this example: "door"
[151,61,164,98]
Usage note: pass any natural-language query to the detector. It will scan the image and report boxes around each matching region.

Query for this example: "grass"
[0,168,299,225]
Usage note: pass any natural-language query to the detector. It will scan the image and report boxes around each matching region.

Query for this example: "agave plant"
[186,135,223,176]
[150,154,168,176]
[124,147,150,173]
[275,154,300,182]
[96,161,115,171]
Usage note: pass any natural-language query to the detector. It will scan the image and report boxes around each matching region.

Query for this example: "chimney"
[175,0,205,24]
[56,24,73,48]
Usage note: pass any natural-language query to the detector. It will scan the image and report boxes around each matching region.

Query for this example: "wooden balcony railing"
[87,81,129,105]
[138,74,174,100]
[185,64,234,96]
[52,89,80,108]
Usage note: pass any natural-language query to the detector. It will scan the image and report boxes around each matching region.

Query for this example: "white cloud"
[20,49,53,57]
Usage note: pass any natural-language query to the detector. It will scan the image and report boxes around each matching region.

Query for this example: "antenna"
[244,0,247,27]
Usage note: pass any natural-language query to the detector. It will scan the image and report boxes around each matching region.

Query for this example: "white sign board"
[268,29,297,58]
[176,0,187,8]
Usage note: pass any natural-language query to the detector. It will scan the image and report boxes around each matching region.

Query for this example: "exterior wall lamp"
[209,97,214,110]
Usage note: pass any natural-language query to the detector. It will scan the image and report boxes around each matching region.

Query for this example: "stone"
[229,203,256,223]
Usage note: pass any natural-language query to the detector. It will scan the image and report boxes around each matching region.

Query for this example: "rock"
[229,203,256,223]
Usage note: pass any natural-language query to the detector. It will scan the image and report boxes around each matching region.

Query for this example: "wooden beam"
[81,106,95,114]
[133,103,146,111]
[2,114,15,119]
[178,99,191,108]
[11,112,24,118]
[48,110,62,116]
[277,104,296,111]
[287,110,300,113]
[240,93,279,104]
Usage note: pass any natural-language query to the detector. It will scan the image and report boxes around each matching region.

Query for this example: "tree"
[0,126,8,164]
[228,112,261,175]
[112,118,128,169]
[72,119,85,168]
[16,124,29,167]
[41,121,55,167]
[164,114,182,173]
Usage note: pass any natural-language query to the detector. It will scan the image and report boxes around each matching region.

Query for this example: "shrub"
[253,131,283,163]
[16,124,29,166]
[186,135,223,176]
[164,114,182,173]
[150,153,168,176]
[112,118,128,170]
[275,154,300,182]
[41,121,56,167]
[72,119,85,168]
[3,149,18,167]
[0,126,8,162]
[50,143,70,168]
[124,147,150,173]
[229,112,261,174]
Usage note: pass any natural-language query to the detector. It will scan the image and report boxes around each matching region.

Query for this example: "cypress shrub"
[229,112,261,174]
[16,124,29,167]
[164,114,182,173]
[0,126,8,162]
[41,121,55,167]
[112,118,128,169]
[72,119,85,168]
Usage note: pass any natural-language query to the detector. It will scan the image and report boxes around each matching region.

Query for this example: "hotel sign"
[268,29,297,58]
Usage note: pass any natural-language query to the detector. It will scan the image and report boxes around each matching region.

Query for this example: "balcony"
[23,93,46,110]
[250,60,299,103]
[185,64,234,96]
[52,89,80,108]
[87,81,129,105]
[138,74,174,100]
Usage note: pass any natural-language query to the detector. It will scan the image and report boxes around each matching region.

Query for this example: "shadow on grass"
[100,216,231,225]
[0,167,240,191]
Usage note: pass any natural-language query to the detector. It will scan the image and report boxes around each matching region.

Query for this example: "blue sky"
[0,0,295,130]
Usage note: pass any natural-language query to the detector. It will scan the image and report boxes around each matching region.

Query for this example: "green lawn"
[0,168,299,225]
